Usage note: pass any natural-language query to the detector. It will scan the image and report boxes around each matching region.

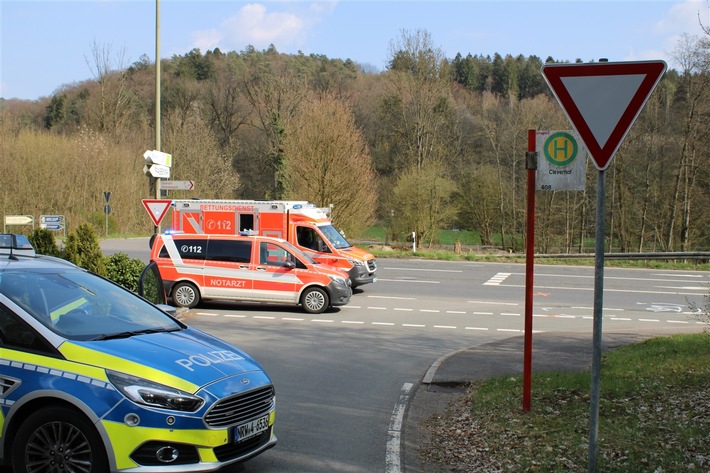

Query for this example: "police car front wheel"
[13,405,109,473]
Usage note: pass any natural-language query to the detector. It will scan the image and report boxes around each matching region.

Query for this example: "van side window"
[206,240,252,263]
[175,239,207,260]
[239,214,255,233]
[259,242,298,267]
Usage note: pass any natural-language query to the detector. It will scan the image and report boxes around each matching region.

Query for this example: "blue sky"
[1,0,708,100]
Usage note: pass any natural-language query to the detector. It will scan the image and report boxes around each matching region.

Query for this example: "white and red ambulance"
[150,233,352,313]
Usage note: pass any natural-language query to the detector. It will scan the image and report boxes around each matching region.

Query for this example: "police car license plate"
[235,414,270,442]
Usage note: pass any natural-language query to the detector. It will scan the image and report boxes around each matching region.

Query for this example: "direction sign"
[144,150,173,167]
[141,199,173,226]
[148,164,171,179]
[4,215,33,225]
[541,60,666,170]
[161,180,195,191]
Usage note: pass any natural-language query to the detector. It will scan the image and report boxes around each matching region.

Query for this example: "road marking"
[385,267,463,273]
[473,311,493,315]
[342,320,365,324]
[386,382,413,473]
[465,327,489,331]
[483,272,512,286]
[468,300,520,306]
[446,310,466,314]
[377,278,440,284]
[368,295,416,300]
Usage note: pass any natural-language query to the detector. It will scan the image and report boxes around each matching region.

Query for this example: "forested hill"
[2,30,708,254]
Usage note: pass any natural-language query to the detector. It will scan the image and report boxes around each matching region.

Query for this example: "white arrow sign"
[144,150,173,167]
[149,164,171,178]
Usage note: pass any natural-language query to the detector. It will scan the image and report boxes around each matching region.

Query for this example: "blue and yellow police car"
[0,234,276,472]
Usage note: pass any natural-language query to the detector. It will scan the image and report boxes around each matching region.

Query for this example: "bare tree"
[281,93,376,237]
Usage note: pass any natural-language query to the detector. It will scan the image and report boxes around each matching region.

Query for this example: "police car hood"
[64,327,264,388]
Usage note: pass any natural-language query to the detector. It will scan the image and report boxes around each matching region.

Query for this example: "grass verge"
[422,332,710,472]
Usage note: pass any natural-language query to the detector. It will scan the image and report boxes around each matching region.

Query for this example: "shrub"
[64,224,106,276]
[104,252,145,293]
[27,228,63,257]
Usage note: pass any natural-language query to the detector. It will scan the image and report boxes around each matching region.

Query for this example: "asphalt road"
[95,237,709,472]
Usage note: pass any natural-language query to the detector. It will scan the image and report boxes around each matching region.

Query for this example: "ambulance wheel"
[302,287,329,314]
[172,282,200,308]
[13,405,108,473]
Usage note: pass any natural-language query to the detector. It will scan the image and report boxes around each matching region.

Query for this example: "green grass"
[425,333,710,472]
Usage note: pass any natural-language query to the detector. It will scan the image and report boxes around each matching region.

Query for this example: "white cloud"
[654,0,706,34]
[198,3,310,52]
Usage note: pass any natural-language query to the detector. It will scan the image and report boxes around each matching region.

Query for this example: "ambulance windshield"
[318,225,351,250]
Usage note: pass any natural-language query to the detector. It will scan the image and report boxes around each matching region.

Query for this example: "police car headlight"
[108,371,204,412]
[348,259,365,267]
[328,275,348,287]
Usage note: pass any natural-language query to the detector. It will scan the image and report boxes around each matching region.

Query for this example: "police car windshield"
[0,269,182,341]
[318,225,351,250]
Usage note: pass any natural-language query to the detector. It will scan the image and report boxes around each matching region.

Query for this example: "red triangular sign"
[541,60,666,170]
[142,199,172,226]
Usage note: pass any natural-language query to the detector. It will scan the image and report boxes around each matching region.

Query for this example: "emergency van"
[150,233,352,313]
[0,234,276,472]
[169,200,378,287]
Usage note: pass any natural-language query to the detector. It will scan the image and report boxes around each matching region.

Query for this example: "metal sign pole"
[589,168,606,472]
[523,129,537,412]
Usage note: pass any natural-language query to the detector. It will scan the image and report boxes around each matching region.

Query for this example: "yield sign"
[141,199,172,226]
[541,60,666,170]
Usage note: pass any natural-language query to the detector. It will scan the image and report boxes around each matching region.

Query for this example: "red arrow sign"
[541,60,666,170]
[141,199,172,226]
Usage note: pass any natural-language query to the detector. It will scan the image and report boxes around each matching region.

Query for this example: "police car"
[0,234,276,472]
